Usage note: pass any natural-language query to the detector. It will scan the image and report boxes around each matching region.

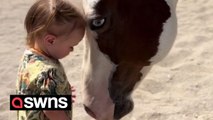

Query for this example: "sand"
[0,0,213,120]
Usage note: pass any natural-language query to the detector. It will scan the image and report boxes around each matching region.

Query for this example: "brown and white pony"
[82,0,178,119]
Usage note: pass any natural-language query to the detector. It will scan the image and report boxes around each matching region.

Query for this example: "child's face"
[47,24,85,59]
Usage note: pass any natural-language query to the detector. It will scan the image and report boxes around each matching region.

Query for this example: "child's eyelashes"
[70,47,74,51]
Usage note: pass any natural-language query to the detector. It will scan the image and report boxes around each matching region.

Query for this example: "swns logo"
[10,95,71,110]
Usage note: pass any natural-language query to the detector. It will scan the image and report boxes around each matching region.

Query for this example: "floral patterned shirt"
[16,49,72,120]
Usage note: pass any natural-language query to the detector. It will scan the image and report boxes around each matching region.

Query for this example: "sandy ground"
[0,0,213,120]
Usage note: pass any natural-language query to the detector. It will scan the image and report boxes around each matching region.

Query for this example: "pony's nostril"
[114,99,134,119]
[84,104,97,119]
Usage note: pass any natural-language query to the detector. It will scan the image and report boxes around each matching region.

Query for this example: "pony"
[82,0,178,119]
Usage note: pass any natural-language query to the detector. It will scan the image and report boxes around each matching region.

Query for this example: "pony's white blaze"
[150,0,178,63]
[82,1,116,119]
[83,0,100,18]
[82,29,116,119]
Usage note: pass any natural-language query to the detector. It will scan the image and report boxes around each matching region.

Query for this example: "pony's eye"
[90,18,106,30]
[92,18,105,27]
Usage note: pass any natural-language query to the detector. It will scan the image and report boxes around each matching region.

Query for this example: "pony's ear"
[43,34,56,46]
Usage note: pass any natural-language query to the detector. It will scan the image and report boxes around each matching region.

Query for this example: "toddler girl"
[16,0,85,120]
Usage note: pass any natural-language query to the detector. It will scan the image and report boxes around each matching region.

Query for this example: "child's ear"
[43,34,56,45]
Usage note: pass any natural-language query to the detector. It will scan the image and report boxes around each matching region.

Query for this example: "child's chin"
[59,54,70,59]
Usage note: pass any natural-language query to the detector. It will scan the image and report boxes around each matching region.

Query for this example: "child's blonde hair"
[25,0,85,47]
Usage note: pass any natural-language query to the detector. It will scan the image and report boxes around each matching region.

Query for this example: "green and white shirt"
[16,49,72,120]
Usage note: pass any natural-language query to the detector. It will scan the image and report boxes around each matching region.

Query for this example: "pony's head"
[82,0,178,119]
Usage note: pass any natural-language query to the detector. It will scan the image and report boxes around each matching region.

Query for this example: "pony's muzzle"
[84,104,97,119]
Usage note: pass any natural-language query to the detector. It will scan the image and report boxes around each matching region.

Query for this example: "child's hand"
[71,86,76,103]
